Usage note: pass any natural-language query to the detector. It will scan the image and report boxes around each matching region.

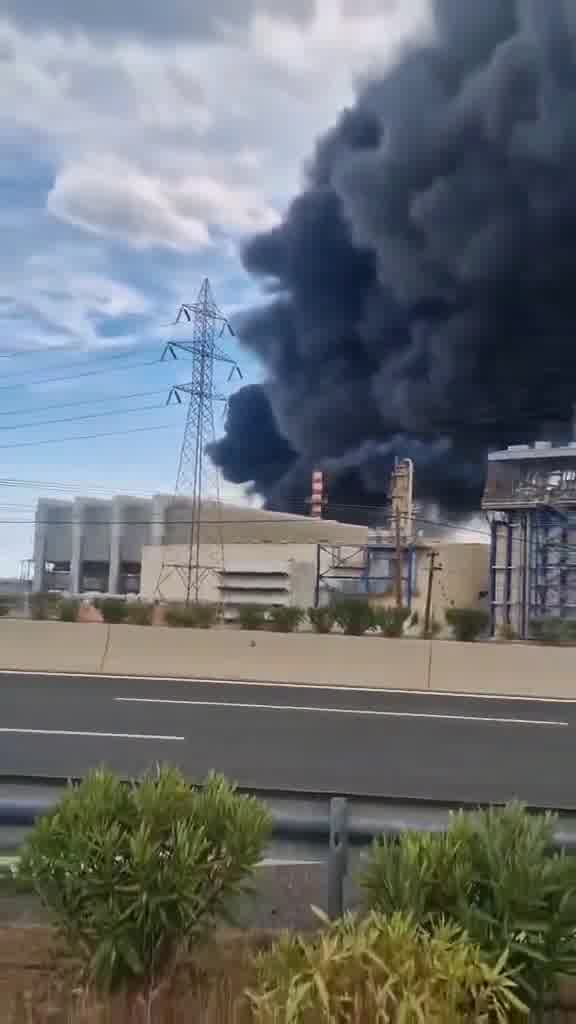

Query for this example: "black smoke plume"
[211,0,576,521]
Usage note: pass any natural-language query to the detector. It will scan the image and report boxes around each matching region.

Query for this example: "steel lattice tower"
[156,279,241,604]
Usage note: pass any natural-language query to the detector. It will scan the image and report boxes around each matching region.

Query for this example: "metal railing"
[3,777,576,918]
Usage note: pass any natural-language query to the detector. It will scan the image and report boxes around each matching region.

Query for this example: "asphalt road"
[0,671,575,808]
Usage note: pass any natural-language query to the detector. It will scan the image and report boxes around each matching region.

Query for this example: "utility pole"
[394,511,403,609]
[389,459,414,610]
[424,549,439,636]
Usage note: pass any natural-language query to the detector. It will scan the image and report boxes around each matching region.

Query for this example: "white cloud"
[47,158,280,251]
[0,1,429,251]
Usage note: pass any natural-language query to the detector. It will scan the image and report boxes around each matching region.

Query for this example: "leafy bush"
[267,605,305,633]
[445,607,489,642]
[238,605,267,631]
[361,802,576,1010]
[98,597,128,624]
[125,601,154,626]
[333,598,374,636]
[30,592,62,621]
[18,767,270,1005]
[0,598,11,618]
[530,617,576,645]
[373,606,410,638]
[308,606,336,634]
[59,598,79,623]
[249,910,526,1023]
[164,603,218,628]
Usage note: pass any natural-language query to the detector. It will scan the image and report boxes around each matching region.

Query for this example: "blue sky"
[0,0,428,574]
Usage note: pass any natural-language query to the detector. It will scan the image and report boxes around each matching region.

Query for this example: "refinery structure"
[483,442,576,637]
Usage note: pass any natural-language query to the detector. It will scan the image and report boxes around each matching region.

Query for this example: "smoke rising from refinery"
[211,0,576,520]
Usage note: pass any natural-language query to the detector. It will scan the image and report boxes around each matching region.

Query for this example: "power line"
[0,420,180,451]
[0,340,159,362]
[0,357,162,393]
[0,345,158,381]
[0,401,168,434]
[0,388,166,420]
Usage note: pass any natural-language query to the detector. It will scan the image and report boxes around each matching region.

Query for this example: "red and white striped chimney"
[310,470,325,518]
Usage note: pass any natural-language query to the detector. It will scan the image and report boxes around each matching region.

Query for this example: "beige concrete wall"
[104,625,429,688]
[430,638,576,698]
[0,620,107,673]
[0,620,574,700]
[142,543,329,605]
[425,542,490,628]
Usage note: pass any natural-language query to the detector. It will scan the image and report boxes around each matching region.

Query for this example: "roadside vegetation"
[15,592,576,648]
[7,773,576,1020]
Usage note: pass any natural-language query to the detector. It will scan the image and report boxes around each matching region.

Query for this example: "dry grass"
[3,928,576,1022]
[0,927,272,1024]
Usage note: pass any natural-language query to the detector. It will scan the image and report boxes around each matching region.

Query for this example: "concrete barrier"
[103,625,430,689]
[0,621,574,700]
[430,639,576,699]
[0,620,107,675]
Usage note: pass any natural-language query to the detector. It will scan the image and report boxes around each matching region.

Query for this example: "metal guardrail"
[3,777,576,918]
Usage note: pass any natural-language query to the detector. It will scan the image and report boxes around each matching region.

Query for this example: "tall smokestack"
[309,470,325,519]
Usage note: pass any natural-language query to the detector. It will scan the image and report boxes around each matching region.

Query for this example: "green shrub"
[164,603,218,628]
[98,597,128,624]
[361,802,576,1010]
[308,606,336,634]
[249,910,526,1023]
[30,592,62,621]
[445,607,489,642]
[238,605,267,631]
[59,598,79,623]
[125,601,154,626]
[333,597,374,636]
[267,605,305,633]
[373,606,410,638]
[530,617,576,645]
[0,599,11,618]
[19,767,270,1004]
[498,622,518,642]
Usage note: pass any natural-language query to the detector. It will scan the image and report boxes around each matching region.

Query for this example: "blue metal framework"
[489,507,576,636]
[315,544,416,608]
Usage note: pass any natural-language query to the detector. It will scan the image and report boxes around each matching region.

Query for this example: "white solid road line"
[1,669,573,705]
[115,697,568,728]
[0,728,184,741]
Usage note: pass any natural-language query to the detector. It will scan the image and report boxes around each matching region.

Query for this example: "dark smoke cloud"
[211,0,576,521]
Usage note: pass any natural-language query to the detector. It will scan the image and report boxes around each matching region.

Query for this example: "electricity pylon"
[155,279,242,604]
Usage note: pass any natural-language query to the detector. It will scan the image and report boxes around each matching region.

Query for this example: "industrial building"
[483,442,576,637]
[32,495,370,609]
[33,484,489,627]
